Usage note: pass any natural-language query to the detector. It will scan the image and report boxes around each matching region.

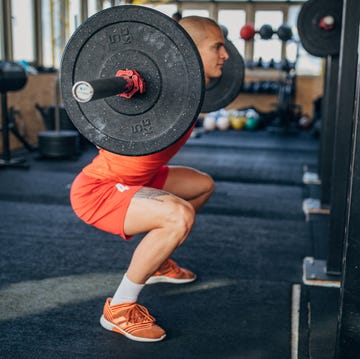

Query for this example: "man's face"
[197,26,229,84]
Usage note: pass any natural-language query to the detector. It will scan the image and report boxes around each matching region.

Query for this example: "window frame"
[0,1,5,59]
[11,0,36,62]
[0,0,322,76]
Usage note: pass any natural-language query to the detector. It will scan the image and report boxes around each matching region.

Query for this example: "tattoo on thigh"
[134,188,170,202]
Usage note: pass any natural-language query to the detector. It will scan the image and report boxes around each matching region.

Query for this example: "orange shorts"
[70,166,169,240]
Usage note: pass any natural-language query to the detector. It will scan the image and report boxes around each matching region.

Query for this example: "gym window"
[1,0,323,77]
[87,0,99,17]
[182,9,210,17]
[0,3,4,59]
[41,0,52,67]
[143,4,178,17]
[69,0,82,36]
[102,0,112,9]
[287,5,322,76]
[253,10,283,62]
[11,0,35,62]
[41,0,65,69]
[218,9,246,57]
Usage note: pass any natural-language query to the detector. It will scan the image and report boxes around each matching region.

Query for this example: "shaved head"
[179,16,221,47]
[178,15,229,84]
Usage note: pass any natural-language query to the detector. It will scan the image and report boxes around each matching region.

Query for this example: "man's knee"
[196,171,215,198]
[203,173,215,195]
[165,199,195,243]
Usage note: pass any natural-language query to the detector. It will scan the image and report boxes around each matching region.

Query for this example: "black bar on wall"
[2,0,13,60]
[33,0,43,67]
[335,10,360,357]
[81,0,88,22]
[326,0,360,275]
[319,55,339,207]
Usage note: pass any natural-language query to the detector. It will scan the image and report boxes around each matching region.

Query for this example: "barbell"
[297,0,342,57]
[240,0,342,58]
[60,5,244,156]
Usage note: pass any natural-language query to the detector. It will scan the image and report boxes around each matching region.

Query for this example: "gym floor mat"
[0,129,322,358]
[0,201,310,358]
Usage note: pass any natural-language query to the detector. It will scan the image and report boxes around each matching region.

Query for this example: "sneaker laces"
[127,304,155,325]
[158,259,181,275]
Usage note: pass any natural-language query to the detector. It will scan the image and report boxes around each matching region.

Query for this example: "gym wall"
[0,71,323,154]
[0,73,58,153]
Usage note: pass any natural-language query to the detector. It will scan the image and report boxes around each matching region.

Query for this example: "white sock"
[110,273,145,306]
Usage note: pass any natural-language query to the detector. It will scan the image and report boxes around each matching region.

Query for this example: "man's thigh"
[163,166,212,201]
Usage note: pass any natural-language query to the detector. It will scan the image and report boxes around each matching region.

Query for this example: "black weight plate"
[201,39,244,113]
[297,0,343,57]
[38,130,80,158]
[60,5,204,156]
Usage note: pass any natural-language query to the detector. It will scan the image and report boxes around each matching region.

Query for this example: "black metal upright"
[1,93,10,163]
[0,61,29,168]
[319,55,339,207]
[335,9,360,356]
[326,0,360,275]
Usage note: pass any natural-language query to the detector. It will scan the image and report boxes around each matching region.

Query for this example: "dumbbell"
[277,24,293,41]
[240,23,293,41]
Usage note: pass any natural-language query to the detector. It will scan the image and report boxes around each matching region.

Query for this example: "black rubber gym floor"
[0,129,328,358]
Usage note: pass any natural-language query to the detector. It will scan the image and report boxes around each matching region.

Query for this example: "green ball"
[245,117,259,130]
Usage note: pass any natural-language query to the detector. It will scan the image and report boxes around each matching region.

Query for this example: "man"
[70,15,229,342]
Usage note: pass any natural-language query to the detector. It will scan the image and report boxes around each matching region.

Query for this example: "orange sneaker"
[100,298,166,342]
[146,258,196,284]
